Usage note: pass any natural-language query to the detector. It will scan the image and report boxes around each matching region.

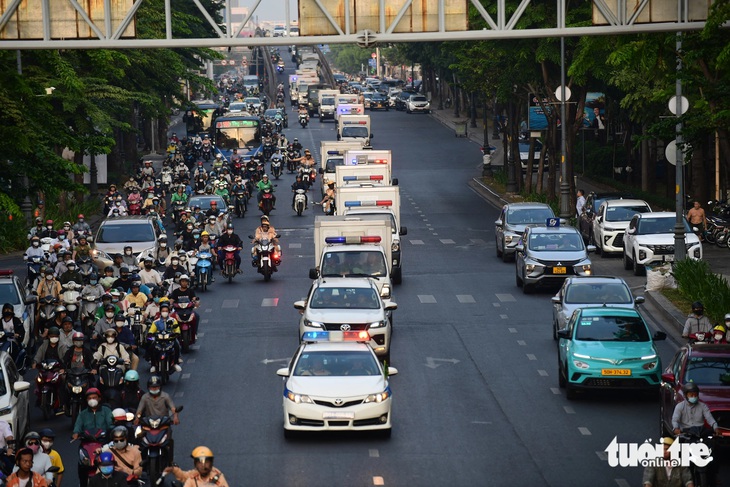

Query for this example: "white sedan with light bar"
[277,331,398,438]
[295,278,396,361]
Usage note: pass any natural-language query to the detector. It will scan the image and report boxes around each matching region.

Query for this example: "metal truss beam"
[0,0,714,50]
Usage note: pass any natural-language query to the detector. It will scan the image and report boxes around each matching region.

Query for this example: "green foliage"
[520,191,560,216]
[671,258,730,324]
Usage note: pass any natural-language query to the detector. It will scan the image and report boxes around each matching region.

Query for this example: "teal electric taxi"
[557,307,666,399]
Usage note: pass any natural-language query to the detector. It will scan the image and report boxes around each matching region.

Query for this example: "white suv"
[622,212,702,275]
[593,199,652,255]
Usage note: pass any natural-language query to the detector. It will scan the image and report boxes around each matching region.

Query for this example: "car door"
[5,355,26,437]
[660,349,685,431]
[624,215,639,257]
[495,207,507,251]
[553,281,568,330]
[593,203,607,248]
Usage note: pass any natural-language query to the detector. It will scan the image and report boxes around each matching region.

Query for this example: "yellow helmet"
[201,231,209,236]
[158,297,169,305]
[191,446,214,460]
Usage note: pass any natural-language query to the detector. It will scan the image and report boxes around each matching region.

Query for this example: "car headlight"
[525,264,535,272]
[580,264,592,275]
[364,389,390,403]
[303,319,324,329]
[572,359,590,369]
[286,389,314,404]
[639,250,647,260]
[369,321,385,329]
[642,361,658,370]
[504,235,514,244]
[380,284,391,299]
[391,242,400,252]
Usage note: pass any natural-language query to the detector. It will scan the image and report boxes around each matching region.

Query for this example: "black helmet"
[691,301,704,310]
[227,223,234,230]
[111,426,128,440]
[89,273,98,281]
[47,327,60,337]
[104,303,116,311]
[2,303,13,314]
[148,376,162,388]
[682,382,700,395]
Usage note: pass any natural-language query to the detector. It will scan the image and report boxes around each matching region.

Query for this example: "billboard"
[527,92,606,131]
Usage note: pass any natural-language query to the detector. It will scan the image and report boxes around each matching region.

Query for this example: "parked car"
[592,199,652,255]
[394,91,415,111]
[0,270,36,348]
[578,192,634,244]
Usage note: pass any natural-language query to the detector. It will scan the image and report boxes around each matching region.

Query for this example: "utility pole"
[673,31,687,261]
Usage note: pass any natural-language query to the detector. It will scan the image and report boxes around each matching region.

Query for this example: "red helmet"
[77,214,85,219]
[72,332,84,340]
[85,387,101,397]
[45,219,53,225]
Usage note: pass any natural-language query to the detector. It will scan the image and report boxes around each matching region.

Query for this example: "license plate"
[323,412,354,420]
[601,369,631,376]
[553,266,567,274]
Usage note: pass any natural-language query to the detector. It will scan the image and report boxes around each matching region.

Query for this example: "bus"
[213,115,262,161]
[184,100,222,138]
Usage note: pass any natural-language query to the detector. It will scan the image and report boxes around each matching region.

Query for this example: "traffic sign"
[368,58,376,67]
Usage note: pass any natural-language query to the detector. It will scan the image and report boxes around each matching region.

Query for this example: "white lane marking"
[174,392,184,398]
[417,210,423,214]
[197,332,204,337]
[289,243,302,249]
[495,293,516,302]
[537,369,548,376]
[579,427,592,436]
[492,303,501,308]
[261,298,279,307]
[201,319,209,324]
[615,479,630,487]
[526,354,537,360]
[596,451,608,461]
[508,328,517,333]
[261,358,288,365]
[222,299,239,308]
[190,345,200,350]
[517,340,526,346]
[439,239,455,244]
[423,219,429,222]
[187,358,196,364]
[369,449,379,458]
[456,295,475,303]
[471,421,492,425]
[470,239,486,244]
[418,295,436,303]
[432,232,438,235]
[373,477,384,486]
[414,206,420,210]
[550,388,561,395]
[563,406,575,414]
[500,314,508,319]
[410,240,424,245]
[181,373,191,379]
[205,308,212,313]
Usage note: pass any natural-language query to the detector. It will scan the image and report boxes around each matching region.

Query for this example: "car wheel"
[623,250,632,270]
[566,382,578,400]
[558,358,566,388]
[633,252,645,276]
[515,272,523,288]
[496,238,503,258]
[552,321,558,341]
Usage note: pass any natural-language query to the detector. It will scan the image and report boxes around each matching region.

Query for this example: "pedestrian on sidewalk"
[686,201,707,241]
[576,189,586,219]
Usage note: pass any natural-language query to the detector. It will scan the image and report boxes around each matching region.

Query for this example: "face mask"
[46,275,53,280]
[113,440,127,450]
[32,242,39,247]
[2,312,12,318]
[90,280,98,285]
[112,298,119,303]
[153,297,160,303]
[106,312,114,318]
[47,226,53,231]
[714,333,724,341]
[125,250,132,255]
[149,388,161,396]
[160,243,167,248]
[688,396,698,404]
[87,399,99,408]
[59,235,66,240]
[145,264,152,269]
[27,444,40,454]
[160,311,169,319]
[171,260,179,266]
[73,341,84,348]
[50,337,59,344]
[41,441,53,450]
[79,219,84,223]
[106,337,115,344]
[100,466,114,476]
[695,310,704,316]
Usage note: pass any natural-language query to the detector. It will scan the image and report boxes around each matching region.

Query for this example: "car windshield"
[96,222,155,243]
[244,98,260,105]
[310,287,380,309]
[605,205,651,222]
[264,109,279,118]
[0,283,20,306]
[342,126,369,138]
[228,102,246,112]
[505,208,554,225]
[320,251,387,277]
[637,216,691,234]
[189,196,226,211]
[684,356,730,386]
[564,282,633,304]
[325,157,344,172]
[528,232,584,251]
[293,351,380,377]
[574,315,650,342]
[411,96,427,102]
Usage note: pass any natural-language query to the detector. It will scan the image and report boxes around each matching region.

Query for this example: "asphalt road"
[11,57,729,487]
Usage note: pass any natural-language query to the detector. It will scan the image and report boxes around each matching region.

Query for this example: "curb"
[645,290,686,342]
[468,178,509,209]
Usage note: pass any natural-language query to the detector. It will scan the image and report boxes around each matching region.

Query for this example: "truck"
[334,93,359,110]
[334,103,365,123]
[306,83,333,117]
[317,89,341,121]
[336,186,406,284]
[334,165,394,191]
[242,75,259,95]
[337,114,372,145]
[318,140,367,197]
[310,215,394,300]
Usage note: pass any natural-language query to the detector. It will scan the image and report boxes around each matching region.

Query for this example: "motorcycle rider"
[196,231,217,270]
[27,217,45,240]
[256,174,276,209]
[37,268,62,303]
[14,432,54,484]
[123,176,139,194]
[93,327,131,368]
[72,387,114,440]
[89,451,127,487]
[121,246,136,268]
[193,161,207,181]
[73,214,92,238]
[214,181,230,205]
[291,174,309,210]
[178,222,196,252]
[217,223,243,273]
[205,200,221,219]
[39,220,57,239]
[1,303,25,353]
[53,229,71,252]
[710,324,728,344]
[38,428,64,487]
[93,304,117,342]
[33,326,62,368]
[163,446,229,487]
[113,314,139,370]
[59,260,83,285]
[153,235,171,267]
[290,137,303,155]
[252,217,280,266]
[169,275,197,305]
[120,370,144,413]
[58,316,76,357]
[672,382,721,437]
[6,448,49,487]
[146,301,183,372]
[63,332,95,372]
[106,426,143,480]
[163,255,185,281]
[316,180,336,214]
[135,376,180,464]
[682,301,712,340]
[139,257,162,287]
[73,235,93,261]
[61,221,75,243]
[203,215,223,238]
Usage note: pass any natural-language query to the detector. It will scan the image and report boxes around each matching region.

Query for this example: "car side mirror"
[661,372,675,384]
[391,178,398,186]
[551,296,561,305]
[515,244,524,252]
[318,168,323,174]
[13,381,30,394]
[293,300,305,310]
[634,296,645,305]
[370,134,374,139]
[386,366,398,376]
[384,302,397,311]
[276,368,290,377]
[596,216,603,223]
[557,329,570,339]
[494,220,503,228]
[586,245,597,253]
[309,268,319,279]
[24,295,38,305]
[399,226,407,236]
[653,331,667,341]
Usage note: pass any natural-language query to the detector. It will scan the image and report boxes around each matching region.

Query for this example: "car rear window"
[97,222,155,243]
[575,315,650,342]
[564,282,632,304]
[685,356,730,386]
[0,283,20,305]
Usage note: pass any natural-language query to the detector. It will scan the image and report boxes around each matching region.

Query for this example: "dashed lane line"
[181,373,191,379]
[537,369,548,376]
[517,340,526,346]
[373,477,384,486]
[500,314,508,319]
[495,293,516,302]
[439,239,455,244]
[417,295,436,304]
[508,328,517,333]
[222,299,239,308]
[526,354,537,360]
[456,295,475,303]
[550,388,561,395]
[578,427,592,436]
[369,449,379,458]
[563,406,575,414]
[409,240,424,245]
[261,298,278,307]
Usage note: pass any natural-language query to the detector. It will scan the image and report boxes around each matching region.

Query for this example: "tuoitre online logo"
[604,436,713,468]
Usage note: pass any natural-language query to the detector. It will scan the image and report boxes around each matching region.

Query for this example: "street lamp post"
[673,32,687,261]
[558,36,572,220]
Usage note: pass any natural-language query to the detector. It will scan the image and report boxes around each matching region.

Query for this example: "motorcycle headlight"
[304,319,324,329]
[369,321,385,329]
[286,390,314,404]
[364,389,390,403]
[72,386,83,393]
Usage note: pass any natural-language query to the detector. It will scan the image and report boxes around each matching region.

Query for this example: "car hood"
[528,250,589,262]
[699,387,730,411]
[572,340,657,361]
[634,233,700,245]
[288,375,386,398]
[559,303,635,319]
[601,221,631,230]
[304,308,385,323]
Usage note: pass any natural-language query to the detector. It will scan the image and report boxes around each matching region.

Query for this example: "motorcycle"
[138,407,183,485]
[201,144,212,162]
[298,166,313,187]
[170,201,186,224]
[287,149,298,173]
[127,306,147,348]
[128,198,142,216]
[276,64,284,74]
[76,256,95,283]
[195,251,213,291]
[97,354,126,408]
[0,330,28,374]
[65,368,92,427]
[259,187,275,216]
[274,118,284,133]
[173,297,199,353]
[61,281,83,322]
[37,295,59,335]
[161,168,174,193]
[263,140,275,161]
[299,113,309,128]
[294,188,307,217]
[250,234,281,282]
[80,294,99,337]
[149,332,178,384]
[35,359,64,420]
[270,154,283,179]
[220,245,240,283]
[77,429,107,487]
[677,429,714,487]
[25,255,45,290]
[233,190,248,218]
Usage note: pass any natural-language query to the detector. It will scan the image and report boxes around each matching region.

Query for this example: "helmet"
[72,332,84,340]
[682,382,700,395]
[210,200,217,206]
[104,329,118,337]
[46,219,53,225]
[44,268,54,275]
[148,376,162,388]
[89,272,98,281]
[114,313,126,323]
[35,217,42,224]
[131,281,142,288]
[78,214,85,219]
[725,313,730,322]
[179,274,190,281]
[158,235,167,242]
[691,301,704,311]
[24,431,41,443]
[215,153,222,159]
[86,387,101,397]
[104,303,115,311]
[227,223,234,230]
[57,229,66,236]
[191,446,214,461]
[201,231,209,236]
[38,428,55,439]
[111,408,127,421]
[262,174,269,179]
[98,451,115,466]
[63,221,71,227]
[124,370,139,382]
[62,316,74,324]
[713,324,727,334]
[111,426,128,440]
[47,326,60,336]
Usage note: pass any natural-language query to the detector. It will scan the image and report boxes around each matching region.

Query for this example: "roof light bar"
[324,236,382,244]
[344,200,393,208]
[342,175,384,181]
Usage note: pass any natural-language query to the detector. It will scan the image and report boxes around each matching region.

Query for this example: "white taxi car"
[295,278,396,362]
[277,331,398,438]
[592,199,651,255]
